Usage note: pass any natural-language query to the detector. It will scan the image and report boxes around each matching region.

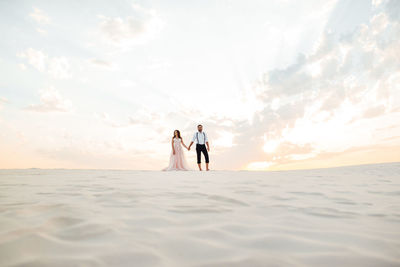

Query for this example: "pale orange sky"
[0,0,399,170]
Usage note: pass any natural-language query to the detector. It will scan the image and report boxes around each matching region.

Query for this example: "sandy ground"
[0,162,399,266]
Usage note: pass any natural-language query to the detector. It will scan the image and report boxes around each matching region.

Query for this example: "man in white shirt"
[188,124,210,171]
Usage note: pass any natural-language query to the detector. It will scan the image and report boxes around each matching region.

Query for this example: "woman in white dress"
[163,130,192,171]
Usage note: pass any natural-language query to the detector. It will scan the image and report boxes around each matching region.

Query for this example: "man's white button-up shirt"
[192,131,208,144]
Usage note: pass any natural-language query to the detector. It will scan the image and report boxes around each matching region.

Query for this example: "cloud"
[47,57,70,79]
[17,48,71,79]
[89,58,117,70]
[24,86,73,112]
[219,0,400,170]
[94,112,127,128]
[100,0,398,170]
[97,3,164,48]
[128,108,164,126]
[18,63,27,70]
[36,28,47,35]
[17,48,46,71]
[383,0,400,22]
[362,104,387,119]
[33,128,153,169]
[90,58,112,67]
[29,7,50,24]
[94,108,166,129]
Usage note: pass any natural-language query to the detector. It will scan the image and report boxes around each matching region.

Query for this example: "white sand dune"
[0,162,399,266]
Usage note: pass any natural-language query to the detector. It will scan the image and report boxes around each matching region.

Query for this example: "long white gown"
[162,137,192,171]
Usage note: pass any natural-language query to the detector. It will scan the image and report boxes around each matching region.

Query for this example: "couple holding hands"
[162,124,210,171]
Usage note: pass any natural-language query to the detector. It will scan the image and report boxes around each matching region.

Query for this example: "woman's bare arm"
[181,139,188,149]
[172,138,175,154]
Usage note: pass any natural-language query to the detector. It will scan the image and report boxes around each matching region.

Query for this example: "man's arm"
[188,133,196,150]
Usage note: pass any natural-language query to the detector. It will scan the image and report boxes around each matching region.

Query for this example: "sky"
[0,0,399,170]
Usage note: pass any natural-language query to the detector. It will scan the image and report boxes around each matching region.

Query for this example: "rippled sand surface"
[0,163,399,266]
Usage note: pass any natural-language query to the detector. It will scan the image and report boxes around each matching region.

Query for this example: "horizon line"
[0,161,399,173]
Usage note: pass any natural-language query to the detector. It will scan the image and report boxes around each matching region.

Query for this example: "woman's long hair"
[173,130,182,139]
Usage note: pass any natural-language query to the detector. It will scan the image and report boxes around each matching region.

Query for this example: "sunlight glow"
[246,161,273,170]
[213,131,234,148]
[263,134,281,153]
[1,1,399,170]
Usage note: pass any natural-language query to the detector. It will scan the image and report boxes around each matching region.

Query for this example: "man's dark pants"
[196,144,209,164]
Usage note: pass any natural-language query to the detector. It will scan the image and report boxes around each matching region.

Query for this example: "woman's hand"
[173,150,175,155]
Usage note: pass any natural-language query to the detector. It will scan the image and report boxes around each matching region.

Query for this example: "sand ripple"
[0,163,399,266]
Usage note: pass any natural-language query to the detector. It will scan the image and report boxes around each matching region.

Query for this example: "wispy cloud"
[29,7,51,24]
[94,108,166,129]
[17,48,71,79]
[97,3,164,48]
[219,0,400,170]
[24,86,73,113]
[1,0,399,170]
[35,28,47,35]
[90,58,112,67]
